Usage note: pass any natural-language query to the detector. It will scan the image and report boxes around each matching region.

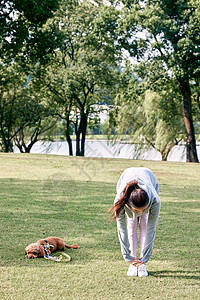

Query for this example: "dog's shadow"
[149,269,200,280]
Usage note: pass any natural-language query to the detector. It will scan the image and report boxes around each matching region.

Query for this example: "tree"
[0,62,56,152]
[110,62,185,161]
[120,0,200,162]
[142,90,185,161]
[36,0,120,156]
[0,62,28,152]
[0,1,64,153]
[13,117,57,153]
[0,0,60,61]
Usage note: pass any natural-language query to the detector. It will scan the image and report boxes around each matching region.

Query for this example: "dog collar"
[42,240,54,255]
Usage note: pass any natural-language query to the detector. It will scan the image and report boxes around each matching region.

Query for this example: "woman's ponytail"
[108,181,139,219]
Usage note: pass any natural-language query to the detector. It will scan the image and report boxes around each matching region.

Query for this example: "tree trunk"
[76,131,82,156]
[25,141,36,153]
[66,133,73,156]
[179,79,199,163]
[1,131,12,152]
[80,114,88,156]
[65,116,73,156]
[4,141,11,152]
[75,116,81,156]
[75,113,88,156]
[161,154,167,161]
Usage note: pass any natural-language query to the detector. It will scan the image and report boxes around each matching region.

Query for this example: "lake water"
[13,139,200,162]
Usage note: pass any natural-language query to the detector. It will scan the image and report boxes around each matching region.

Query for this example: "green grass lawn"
[0,153,199,299]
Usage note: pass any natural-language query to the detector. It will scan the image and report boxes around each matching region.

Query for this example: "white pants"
[127,213,149,258]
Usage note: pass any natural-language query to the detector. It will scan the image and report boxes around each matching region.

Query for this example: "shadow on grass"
[149,270,200,280]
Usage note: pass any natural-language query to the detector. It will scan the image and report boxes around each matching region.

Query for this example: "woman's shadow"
[149,270,200,280]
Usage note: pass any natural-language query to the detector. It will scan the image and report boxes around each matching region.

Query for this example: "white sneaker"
[138,264,148,277]
[127,264,138,276]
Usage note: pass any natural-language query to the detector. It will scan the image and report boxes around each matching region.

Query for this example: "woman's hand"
[130,258,144,267]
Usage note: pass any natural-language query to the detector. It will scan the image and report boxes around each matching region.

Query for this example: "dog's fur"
[24,236,80,259]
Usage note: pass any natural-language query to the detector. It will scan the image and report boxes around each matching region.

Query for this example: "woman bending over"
[108,167,161,277]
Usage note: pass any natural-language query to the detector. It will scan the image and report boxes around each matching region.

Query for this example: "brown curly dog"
[24,236,80,259]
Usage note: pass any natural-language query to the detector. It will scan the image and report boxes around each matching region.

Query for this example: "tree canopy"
[119,0,200,162]
[0,0,199,161]
[34,0,121,156]
[0,0,60,61]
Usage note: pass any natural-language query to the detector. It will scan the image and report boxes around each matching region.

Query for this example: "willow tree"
[120,0,200,162]
[111,63,185,161]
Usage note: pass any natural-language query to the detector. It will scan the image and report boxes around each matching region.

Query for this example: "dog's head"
[24,243,45,259]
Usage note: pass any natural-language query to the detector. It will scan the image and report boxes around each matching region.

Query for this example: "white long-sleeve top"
[114,167,161,263]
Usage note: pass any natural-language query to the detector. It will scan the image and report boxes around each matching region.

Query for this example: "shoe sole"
[127,271,138,276]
